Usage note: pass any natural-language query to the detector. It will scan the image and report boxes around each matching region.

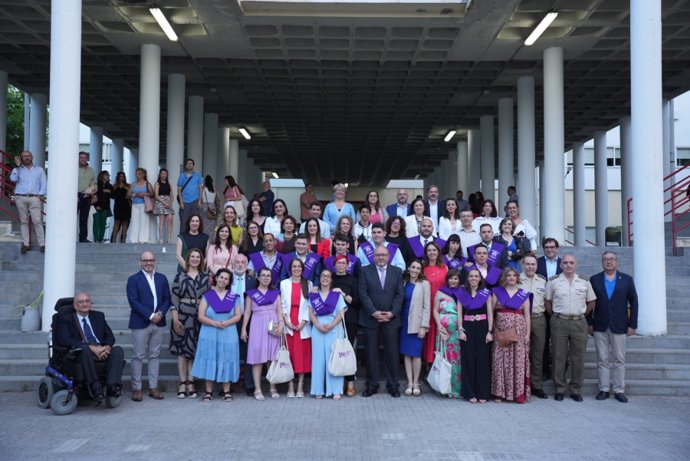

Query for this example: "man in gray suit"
[358,246,404,397]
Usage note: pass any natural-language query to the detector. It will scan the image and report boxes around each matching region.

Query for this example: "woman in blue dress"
[308,269,347,400]
[400,259,431,396]
[493,217,531,273]
[192,268,242,402]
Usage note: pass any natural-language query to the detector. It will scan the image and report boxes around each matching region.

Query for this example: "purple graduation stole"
[493,286,533,311]
[206,291,239,314]
[361,241,399,265]
[408,237,446,258]
[302,253,321,279]
[443,255,467,270]
[324,254,358,275]
[467,242,504,266]
[250,252,283,282]
[467,264,503,286]
[457,287,492,311]
[439,286,461,301]
[308,291,340,316]
[246,288,280,306]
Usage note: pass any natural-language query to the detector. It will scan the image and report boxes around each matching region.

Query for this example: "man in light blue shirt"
[10,150,46,253]
[357,223,406,270]
[177,158,204,228]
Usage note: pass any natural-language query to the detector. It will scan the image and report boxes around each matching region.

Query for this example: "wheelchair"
[35,297,125,415]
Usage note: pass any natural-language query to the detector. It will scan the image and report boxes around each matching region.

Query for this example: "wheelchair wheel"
[105,395,122,408]
[36,377,54,409]
[50,389,78,416]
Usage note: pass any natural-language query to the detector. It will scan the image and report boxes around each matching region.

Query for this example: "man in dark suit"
[537,238,562,279]
[358,246,404,397]
[589,251,638,403]
[231,253,259,396]
[126,250,171,401]
[385,188,413,218]
[423,184,445,228]
[56,292,124,400]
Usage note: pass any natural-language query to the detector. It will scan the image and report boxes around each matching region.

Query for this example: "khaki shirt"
[78,166,96,193]
[519,273,546,314]
[544,273,596,316]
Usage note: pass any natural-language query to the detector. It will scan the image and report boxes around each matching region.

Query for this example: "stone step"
[668,322,690,335]
[582,362,690,381]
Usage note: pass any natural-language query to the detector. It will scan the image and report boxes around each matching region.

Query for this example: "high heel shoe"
[186,380,197,398]
[177,382,187,399]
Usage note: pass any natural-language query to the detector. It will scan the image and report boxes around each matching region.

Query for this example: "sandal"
[186,380,198,398]
[333,394,342,401]
[270,390,280,400]
[202,392,213,402]
[222,392,233,402]
[404,385,413,396]
[254,391,265,401]
[296,391,304,398]
[287,391,295,398]
[412,386,421,397]
[469,398,478,404]
[177,382,187,399]
[346,382,356,397]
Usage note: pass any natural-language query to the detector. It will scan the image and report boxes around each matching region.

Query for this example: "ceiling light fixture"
[272,172,279,179]
[444,130,457,142]
[524,11,558,46]
[239,128,251,140]
[149,8,178,42]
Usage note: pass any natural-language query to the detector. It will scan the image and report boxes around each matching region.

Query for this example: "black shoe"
[532,388,548,399]
[20,245,30,254]
[79,239,92,243]
[614,392,628,403]
[245,387,256,397]
[388,389,401,398]
[596,391,610,401]
[361,388,378,397]
[554,393,564,401]
[570,393,583,402]
[107,385,122,398]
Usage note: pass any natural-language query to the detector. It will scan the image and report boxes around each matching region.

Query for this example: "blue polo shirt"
[177,172,203,203]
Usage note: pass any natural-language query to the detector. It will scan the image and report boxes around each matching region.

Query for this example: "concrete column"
[89,126,103,174]
[456,140,468,196]
[467,129,481,194]
[0,70,7,151]
[28,93,47,168]
[631,0,666,335]
[42,0,82,330]
[593,131,608,246]
[573,142,586,247]
[447,149,458,198]
[620,116,632,246]
[517,76,536,225]
[662,99,673,222]
[110,138,123,176]
[219,126,230,184]
[128,148,138,180]
[23,93,30,149]
[187,95,204,170]
[480,115,495,201]
[229,138,239,180]
[202,112,218,179]
[166,73,185,238]
[542,46,565,244]
[498,98,514,213]
[138,43,161,243]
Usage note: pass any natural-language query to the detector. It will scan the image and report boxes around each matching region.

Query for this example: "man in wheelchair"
[56,292,125,401]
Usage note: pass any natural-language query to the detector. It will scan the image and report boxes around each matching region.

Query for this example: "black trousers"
[77,345,124,393]
[77,193,92,241]
[237,323,254,391]
[461,319,491,400]
[362,323,400,390]
[345,321,359,382]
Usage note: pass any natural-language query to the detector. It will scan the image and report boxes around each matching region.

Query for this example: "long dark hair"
[223,175,244,195]
[272,199,289,218]
[214,223,235,250]
[157,168,169,185]
[441,234,463,258]
[288,258,310,298]
[304,217,322,243]
[247,198,264,220]
[204,175,215,193]
[463,267,486,292]
[385,215,407,237]
[442,198,460,220]
[240,220,263,254]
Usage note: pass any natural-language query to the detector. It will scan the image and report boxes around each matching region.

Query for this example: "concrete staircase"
[1,242,688,396]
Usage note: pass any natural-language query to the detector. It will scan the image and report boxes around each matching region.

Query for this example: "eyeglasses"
[76,299,91,305]
[602,257,617,262]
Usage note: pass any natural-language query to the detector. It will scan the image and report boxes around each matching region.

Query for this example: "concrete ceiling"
[2,0,690,186]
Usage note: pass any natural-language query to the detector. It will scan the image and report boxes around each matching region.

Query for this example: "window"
[677,148,690,167]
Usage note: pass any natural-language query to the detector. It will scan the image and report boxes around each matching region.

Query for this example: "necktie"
[82,318,98,344]
[423,239,428,246]
[378,267,386,288]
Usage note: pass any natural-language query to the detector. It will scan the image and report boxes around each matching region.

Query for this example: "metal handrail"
[564,227,596,247]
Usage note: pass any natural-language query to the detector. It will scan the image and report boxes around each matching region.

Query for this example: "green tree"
[5,85,25,156]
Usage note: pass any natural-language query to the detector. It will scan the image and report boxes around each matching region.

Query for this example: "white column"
[631,0,666,335]
[573,142,586,247]
[467,129,481,194]
[110,138,123,176]
[542,47,565,244]
[166,73,185,238]
[187,95,204,170]
[89,126,103,174]
[0,70,7,151]
[203,112,218,179]
[219,126,230,182]
[517,76,536,226]
[229,138,239,180]
[23,93,30,149]
[138,43,161,243]
[456,140,468,196]
[620,117,632,246]
[593,131,608,245]
[480,115,495,201]
[128,148,138,180]
[662,99,673,222]
[42,0,82,330]
[28,93,47,168]
[498,98,514,212]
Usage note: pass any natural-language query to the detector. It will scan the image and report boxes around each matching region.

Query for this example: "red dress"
[423,264,449,363]
[286,282,312,373]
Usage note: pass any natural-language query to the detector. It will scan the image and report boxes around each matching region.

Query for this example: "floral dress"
[438,293,462,398]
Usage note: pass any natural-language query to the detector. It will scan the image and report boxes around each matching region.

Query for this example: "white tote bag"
[266,333,295,384]
[427,339,452,395]
[328,318,357,377]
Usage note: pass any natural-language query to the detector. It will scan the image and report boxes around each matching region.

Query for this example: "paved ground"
[2,387,689,461]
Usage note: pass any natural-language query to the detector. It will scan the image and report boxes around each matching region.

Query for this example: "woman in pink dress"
[364,190,388,225]
[240,267,283,401]
[491,267,531,403]
[206,224,238,276]
[422,241,448,364]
